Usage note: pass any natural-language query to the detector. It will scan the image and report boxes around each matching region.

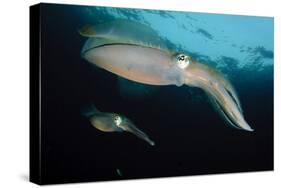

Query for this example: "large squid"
[80,19,253,133]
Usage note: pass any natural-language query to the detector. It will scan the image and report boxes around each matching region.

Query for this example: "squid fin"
[79,24,96,37]
[81,104,100,118]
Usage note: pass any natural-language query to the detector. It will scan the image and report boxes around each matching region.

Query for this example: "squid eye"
[176,54,190,69]
[114,115,122,126]
[178,55,185,61]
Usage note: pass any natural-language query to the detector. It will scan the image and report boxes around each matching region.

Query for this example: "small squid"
[83,105,155,146]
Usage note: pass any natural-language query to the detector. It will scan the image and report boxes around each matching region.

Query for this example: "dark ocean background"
[40,3,273,184]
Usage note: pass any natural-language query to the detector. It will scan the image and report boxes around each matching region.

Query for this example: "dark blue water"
[40,3,273,184]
